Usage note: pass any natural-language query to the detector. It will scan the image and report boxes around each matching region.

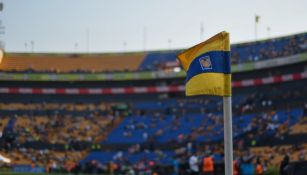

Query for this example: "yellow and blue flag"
[177,31,231,96]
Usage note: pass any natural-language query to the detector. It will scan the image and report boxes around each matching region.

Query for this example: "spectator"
[189,153,199,175]
[279,155,289,175]
[299,148,305,161]
[255,158,264,175]
[173,156,179,175]
[202,153,214,175]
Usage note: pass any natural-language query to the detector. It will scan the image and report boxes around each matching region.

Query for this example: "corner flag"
[177,31,231,96]
[177,31,233,175]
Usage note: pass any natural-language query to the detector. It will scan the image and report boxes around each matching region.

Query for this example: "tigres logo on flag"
[199,56,212,70]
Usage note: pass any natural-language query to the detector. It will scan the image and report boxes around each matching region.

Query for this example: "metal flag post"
[223,96,233,175]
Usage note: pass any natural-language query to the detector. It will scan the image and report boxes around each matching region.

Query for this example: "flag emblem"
[199,56,212,70]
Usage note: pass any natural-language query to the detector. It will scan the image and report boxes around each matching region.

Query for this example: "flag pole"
[223,96,233,175]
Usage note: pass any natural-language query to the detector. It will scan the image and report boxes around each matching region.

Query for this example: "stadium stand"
[103,109,302,144]
[139,32,307,70]
[0,79,306,174]
[0,32,307,174]
[0,32,306,73]
[0,53,145,72]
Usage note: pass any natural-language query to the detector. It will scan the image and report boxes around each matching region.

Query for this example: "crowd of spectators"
[231,34,307,64]
[119,111,225,143]
[12,113,111,144]
[114,88,306,145]
[80,98,306,175]
[77,142,306,175]
[0,148,84,172]
[1,33,306,73]
[0,84,306,174]
[0,103,306,174]
[0,102,130,169]
[142,33,307,71]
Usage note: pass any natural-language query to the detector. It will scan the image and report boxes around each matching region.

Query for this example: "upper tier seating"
[0,53,145,72]
[139,32,307,70]
[0,32,306,73]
